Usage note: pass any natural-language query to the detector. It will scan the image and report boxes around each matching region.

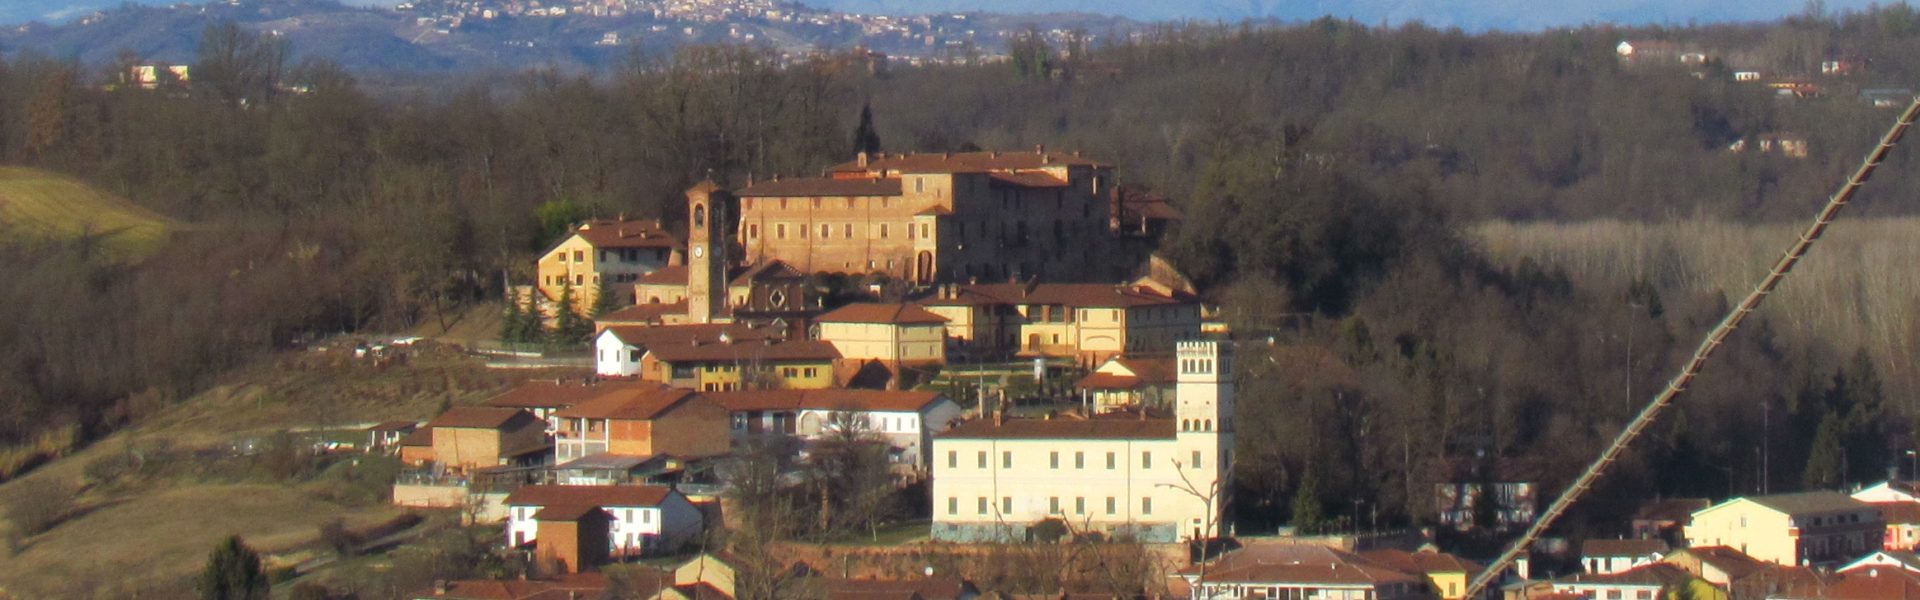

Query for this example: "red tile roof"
[531,504,613,522]
[407,572,612,600]
[567,218,680,250]
[483,380,664,410]
[1873,502,1920,524]
[1356,549,1481,576]
[730,260,804,285]
[818,303,949,325]
[504,484,676,508]
[705,389,947,413]
[1190,543,1422,587]
[826,150,1107,174]
[1778,566,1920,599]
[1558,563,1694,587]
[597,301,690,325]
[647,339,841,363]
[427,407,539,430]
[922,283,1192,309]
[600,323,784,348]
[737,178,903,197]
[636,266,690,286]
[1675,546,1770,581]
[397,427,434,447]
[553,388,699,420]
[938,416,1176,440]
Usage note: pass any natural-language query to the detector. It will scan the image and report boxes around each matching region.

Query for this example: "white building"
[1852,480,1920,504]
[705,389,964,469]
[928,340,1231,543]
[503,484,704,556]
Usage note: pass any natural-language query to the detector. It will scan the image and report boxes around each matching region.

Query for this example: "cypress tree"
[852,102,881,156]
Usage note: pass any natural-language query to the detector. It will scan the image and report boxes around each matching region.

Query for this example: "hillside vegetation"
[0,166,175,258]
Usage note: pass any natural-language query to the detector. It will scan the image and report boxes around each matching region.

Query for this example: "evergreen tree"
[501,292,528,343]
[590,282,624,319]
[852,102,881,156]
[1289,468,1324,532]
[198,536,268,600]
[1805,413,1847,489]
[550,280,591,346]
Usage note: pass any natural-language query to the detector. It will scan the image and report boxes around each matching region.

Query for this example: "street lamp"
[1906,449,1917,481]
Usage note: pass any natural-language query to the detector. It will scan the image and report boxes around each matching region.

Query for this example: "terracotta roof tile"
[1192,544,1422,587]
[597,301,690,325]
[705,389,947,413]
[738,178,903,197]
[428,407,538,430]
[988,171,1069,188]
[1874,502,1920,524]
[731,260,804,285]
[504,484,676,508]
[647,339,840,363]
[553,388,699,420]
[1675,546,1770,581]
[938,416,1176,440]
[636,266,689,286]
[819,303,949,325]
[1558,563,1694,587]
[566,218,680,250]
[484,380,664,410]
[826,150,1106,174]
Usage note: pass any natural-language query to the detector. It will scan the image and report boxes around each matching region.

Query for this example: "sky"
[0,0,1896,31]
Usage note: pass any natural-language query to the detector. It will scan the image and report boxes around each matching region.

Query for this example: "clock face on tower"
[693,246,704,259]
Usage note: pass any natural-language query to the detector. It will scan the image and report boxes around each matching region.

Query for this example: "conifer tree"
[198,536,268,600]
[550,280,591,346]
[852,102,881,156]
[590,282,624,319]
[501,292,528,343]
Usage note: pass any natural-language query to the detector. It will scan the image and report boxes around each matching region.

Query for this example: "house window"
[1002,497,1012,513]
[880,224,890,238]
[1049,497,1060,514]
[978,451,987,468]
[1002,451,1012,469]
[1142,451,1152,469]
[1142,497,1152,515]
[1075,497,1086,514]
[748,224,759,239]
[1106,452,1116,470]
[777,224,787,239]
[948,497,957,515]
[820,223,830,238]
[948,451,957,469]
[1050,452,1059,469]
[978,497,988,514]
[844,223,853,237]
[1106,497,1116,515]
[1075,452,1084,469]
[573,250,584,262]
[1192,450,1202,469]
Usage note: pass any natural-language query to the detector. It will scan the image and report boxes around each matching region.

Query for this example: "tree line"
[2,10,1920,551]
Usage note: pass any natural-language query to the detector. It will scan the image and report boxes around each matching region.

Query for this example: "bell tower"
[687,181,731,324]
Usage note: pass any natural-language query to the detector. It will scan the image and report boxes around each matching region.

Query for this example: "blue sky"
[0,0,1899,30]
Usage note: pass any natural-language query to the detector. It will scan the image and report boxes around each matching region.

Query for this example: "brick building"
[734,149,1122,284]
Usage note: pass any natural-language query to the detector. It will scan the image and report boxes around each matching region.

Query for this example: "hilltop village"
[353,149,1920,600]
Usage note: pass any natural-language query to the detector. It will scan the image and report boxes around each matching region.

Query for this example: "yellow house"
[641,339,841,391]
[1357,549,1481,600]
[537,218,681,312]
[1684,491,1884,566]
[815,303,948,366]
[1074,355,1176,413]
[930,341,1232,543]
[920,282,1201,365]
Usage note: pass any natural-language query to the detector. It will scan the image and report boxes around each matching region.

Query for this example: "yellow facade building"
[640,339,841,391]
[921,282,1201,365]
[929,340,1232,543]
[536,218,680,311]
[815,302,948,366]
[1684,491,1883,566]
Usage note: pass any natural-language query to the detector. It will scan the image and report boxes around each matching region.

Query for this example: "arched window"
[1181,419,1190,432]
[1204,419,1213,432]
[694,204,706,228]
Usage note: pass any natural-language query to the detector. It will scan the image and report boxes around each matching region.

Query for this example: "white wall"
[595,331,643,377]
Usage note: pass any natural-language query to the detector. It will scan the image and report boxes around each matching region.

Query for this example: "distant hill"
[0,167,177,258]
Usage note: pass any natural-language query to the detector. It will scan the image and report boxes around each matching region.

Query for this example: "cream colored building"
[815,303,948,366]
[1684,491,1883,566]
[921,282,1201,365]
[929,340,1232,543]
[537,218,681,311]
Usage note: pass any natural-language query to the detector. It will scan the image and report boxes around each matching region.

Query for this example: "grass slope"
[0,166,177,258]
[0,344,577,599]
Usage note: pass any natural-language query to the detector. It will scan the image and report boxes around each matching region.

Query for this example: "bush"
[3,477,74,538]
[320,518,362,558]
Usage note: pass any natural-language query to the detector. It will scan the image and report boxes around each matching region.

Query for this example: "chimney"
[652,218,663,229]
[858,151,869,168]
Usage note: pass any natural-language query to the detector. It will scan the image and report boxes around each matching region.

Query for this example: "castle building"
[928,340,1233,543]
[733,149,1120,284]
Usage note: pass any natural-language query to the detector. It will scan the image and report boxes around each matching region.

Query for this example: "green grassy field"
[0,166,177,258]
